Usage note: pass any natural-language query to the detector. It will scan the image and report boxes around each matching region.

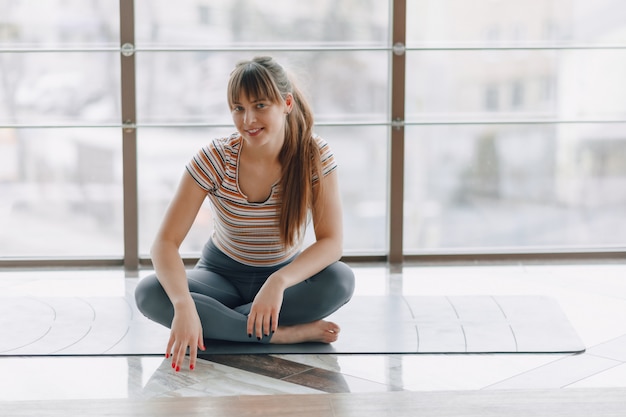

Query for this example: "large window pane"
[0,52,120,125]
[0,0,118,47]
[407,0,626,46]
[404,124,626,252]
[0,128,123,257]
[135,51,389,125]
[135,0,389,47]
[406,50,626,122]
[137,126,233,257]
[138,125,388,257]
[316,126,388,255]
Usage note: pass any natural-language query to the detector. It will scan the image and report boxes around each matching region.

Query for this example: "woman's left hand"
[247,277,285,340]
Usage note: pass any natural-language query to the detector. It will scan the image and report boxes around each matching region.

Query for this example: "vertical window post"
[389,0,406,264]
[120,0,138,270]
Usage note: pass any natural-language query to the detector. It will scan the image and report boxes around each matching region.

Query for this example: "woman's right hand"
[166,300,205,372]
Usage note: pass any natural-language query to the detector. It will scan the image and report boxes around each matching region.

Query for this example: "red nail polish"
[171,362,176,369]
[190,364,195,371]
[165,353,169,359]
[175,365,180,372]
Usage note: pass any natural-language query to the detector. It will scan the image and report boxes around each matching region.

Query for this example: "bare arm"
[247,169,344,338]
[150,171,208,371]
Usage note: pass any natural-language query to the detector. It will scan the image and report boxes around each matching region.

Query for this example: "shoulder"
[311,134,337,178]
[312,134,335,161]
[186,133,241,191]
[208,132,242,155]
[312,134,331,151]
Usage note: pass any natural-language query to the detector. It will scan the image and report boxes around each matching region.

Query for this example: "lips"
[246,128,263,137]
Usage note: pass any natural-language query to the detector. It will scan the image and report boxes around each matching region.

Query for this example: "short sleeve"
[314,135,338,181]
[185,139,225,193]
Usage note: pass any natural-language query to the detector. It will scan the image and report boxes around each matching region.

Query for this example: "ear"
[284,93,294,113]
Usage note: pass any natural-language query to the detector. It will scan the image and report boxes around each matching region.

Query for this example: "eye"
[232,105,243,112]
[256,103,267,109]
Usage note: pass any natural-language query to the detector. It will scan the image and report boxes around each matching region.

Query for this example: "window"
[0,1,122,259]
[404,0,626,253]
[2,0,626,266]
[133,0,391,257]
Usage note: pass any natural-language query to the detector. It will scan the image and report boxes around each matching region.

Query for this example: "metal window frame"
[120,0,138,270]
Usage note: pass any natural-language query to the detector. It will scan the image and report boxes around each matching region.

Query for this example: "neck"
[241,135,284,164]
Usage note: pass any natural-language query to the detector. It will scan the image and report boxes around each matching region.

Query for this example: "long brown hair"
[227,56,323,248]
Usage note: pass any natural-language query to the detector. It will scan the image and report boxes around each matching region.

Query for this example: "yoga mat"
[0,295,585,356]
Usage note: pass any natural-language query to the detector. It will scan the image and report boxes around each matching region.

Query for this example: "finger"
[174,343,186,372]
[271,312,279,335]
[165,334,175,359]
[169,340,178,370]
[255,314,264,340]
[263,313,271,337]
[189,343,197,371]
[246,313,255,338]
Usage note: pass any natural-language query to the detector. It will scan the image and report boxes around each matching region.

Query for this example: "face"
[231,93,293,150]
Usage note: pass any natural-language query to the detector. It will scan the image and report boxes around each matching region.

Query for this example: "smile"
[246,128,263,136]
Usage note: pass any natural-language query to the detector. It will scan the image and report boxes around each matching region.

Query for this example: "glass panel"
[0,52,120,125]
[407,0,626,46]
[405,50,626,121]
[138,125,388,257]
[135,51,389,125]
[0,128,123,257]
[404,124,626,252]
[135,0,389,47]
[316,125,388,255]
[0,0,119,47]
[137,126,233,257]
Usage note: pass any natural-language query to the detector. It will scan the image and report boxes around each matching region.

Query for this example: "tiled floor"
[1,261,626,403]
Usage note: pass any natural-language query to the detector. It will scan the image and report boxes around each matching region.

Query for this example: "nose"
[244,109,257,125]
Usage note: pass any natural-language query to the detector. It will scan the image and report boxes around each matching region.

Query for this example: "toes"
[324,322,340,334]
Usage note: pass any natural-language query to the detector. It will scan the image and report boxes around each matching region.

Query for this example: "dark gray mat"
[0,295,585,356]
[200,295,586,354]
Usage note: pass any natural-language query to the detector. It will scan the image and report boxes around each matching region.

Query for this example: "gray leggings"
[135,239,355,343]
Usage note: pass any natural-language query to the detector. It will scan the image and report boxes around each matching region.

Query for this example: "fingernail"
[171,362,176,369]
[190,364,195,371]
[248,333,252,338]
[165,353,169,359]
[175,365,180,372]
[257,336,261,341]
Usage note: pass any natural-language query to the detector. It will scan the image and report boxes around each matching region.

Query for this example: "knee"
[134,274,165,316]
[325,261,356,303]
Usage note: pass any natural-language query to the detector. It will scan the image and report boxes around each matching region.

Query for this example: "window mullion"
[120,0,138,270]
[389,0,406,264]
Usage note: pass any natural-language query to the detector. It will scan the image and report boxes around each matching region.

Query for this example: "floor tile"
[586,334,626,362]
[139,357,323,398]
[283,367,401,393]
[565,362,626,389]
[394,354,567,391]
[485,353,622,389]
[0,357,136,401]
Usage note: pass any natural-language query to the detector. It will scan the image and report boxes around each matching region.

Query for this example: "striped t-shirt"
[186,132,337,267]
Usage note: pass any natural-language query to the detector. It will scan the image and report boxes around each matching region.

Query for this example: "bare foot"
[270,320,340,344]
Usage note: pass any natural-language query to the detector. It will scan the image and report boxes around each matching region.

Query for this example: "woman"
[135,56,355,372]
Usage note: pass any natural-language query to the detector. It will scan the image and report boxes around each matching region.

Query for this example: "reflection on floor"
[1,262,626,403]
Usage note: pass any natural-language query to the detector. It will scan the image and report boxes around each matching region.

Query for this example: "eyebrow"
[232,96,268,104]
